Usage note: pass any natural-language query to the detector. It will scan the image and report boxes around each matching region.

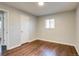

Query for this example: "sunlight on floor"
[41,49,56,56]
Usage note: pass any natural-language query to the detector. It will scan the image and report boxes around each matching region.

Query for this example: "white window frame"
[45,19,55,29]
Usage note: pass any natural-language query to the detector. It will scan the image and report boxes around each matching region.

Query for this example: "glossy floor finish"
[3,40,78,56]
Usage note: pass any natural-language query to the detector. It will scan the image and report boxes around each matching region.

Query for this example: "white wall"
[0,4,37,50]
[36,11,76,46]
[76,5,79,54]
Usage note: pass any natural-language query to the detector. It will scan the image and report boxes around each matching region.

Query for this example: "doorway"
[0,11,5,55]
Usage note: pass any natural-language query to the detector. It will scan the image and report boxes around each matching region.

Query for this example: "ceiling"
[3,2,79,16]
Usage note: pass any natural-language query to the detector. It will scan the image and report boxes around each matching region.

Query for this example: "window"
[45,19,55,29]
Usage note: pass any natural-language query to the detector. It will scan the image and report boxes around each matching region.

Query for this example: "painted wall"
[36,11,76,46]
[0,4,37,50]
[76,5,79,54]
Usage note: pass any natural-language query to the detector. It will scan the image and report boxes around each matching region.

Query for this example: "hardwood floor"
[3,40,78,56]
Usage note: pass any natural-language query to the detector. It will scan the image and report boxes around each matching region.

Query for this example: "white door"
[20,14,30,44]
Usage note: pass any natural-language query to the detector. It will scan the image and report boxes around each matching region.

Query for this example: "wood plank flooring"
[3,40,78,56]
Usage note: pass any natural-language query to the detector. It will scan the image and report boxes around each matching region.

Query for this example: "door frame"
[0,9,9,47]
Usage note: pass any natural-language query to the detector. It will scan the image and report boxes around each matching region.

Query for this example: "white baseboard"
[7,44,21,50]
[7,39,35,50]
[7,38,76,52]
[74,43,79,55]
[75,46,79,55]
[34,38,75,46]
